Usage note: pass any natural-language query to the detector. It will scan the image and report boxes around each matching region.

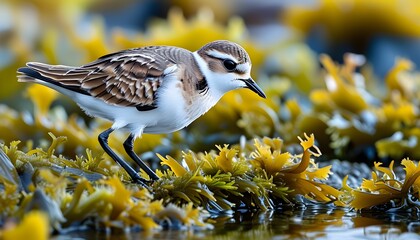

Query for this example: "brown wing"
[22,47,178,110]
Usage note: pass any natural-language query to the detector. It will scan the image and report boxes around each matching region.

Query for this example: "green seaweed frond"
[0,175,20,219]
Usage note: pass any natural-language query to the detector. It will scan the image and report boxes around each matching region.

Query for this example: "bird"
[17,40,266,186]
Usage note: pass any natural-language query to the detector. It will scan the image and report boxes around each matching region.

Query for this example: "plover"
[17,40,266,185]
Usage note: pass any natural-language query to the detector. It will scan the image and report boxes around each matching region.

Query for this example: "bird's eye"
[223,59,237,71]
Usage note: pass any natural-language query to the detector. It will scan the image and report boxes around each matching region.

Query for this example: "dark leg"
[98,128,149,187]
[123,134,159,181]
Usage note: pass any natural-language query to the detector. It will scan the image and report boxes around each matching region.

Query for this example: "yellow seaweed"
[284,0,420,40]
[349,159,420,209]
[1,211,49,240]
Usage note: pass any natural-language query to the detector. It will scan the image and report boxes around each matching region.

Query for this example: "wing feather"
[17,46,208,111]
[20,47,182,109]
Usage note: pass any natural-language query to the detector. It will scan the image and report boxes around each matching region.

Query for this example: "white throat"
[192,51,225,101]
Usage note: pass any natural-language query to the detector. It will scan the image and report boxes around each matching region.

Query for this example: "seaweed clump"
[155,133,340,210]
[3,128,420,237]
[0,136,211,235]
[342,159,420,211]
[0,130,342,235]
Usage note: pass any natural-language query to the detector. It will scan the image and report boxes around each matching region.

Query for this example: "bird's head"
[194,40,266,99]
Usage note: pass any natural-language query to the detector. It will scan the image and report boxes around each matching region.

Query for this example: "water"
[54,207,420,240]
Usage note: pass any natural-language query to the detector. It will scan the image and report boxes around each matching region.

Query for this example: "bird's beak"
[241,78,266,98]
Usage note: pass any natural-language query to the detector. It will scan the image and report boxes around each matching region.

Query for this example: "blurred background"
[3,0,420,98]
[1,0,420,163]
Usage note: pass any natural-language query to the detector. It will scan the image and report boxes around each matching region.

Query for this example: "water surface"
[56,206,420,239]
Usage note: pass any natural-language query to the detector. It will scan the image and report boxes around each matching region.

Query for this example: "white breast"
[143,78,219,134]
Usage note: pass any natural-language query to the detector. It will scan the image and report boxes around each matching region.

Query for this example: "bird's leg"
[98,128,149,187]
[123,134,159,181]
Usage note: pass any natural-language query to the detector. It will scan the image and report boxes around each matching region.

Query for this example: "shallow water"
[54,207,420,240]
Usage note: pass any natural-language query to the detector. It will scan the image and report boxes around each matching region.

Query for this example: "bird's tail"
[17,62,74,84]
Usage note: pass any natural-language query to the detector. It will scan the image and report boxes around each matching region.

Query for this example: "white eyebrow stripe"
[236,63,249,73]
[206,50,236,62]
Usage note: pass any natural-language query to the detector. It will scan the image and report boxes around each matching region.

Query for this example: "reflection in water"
[56,207,420,239]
